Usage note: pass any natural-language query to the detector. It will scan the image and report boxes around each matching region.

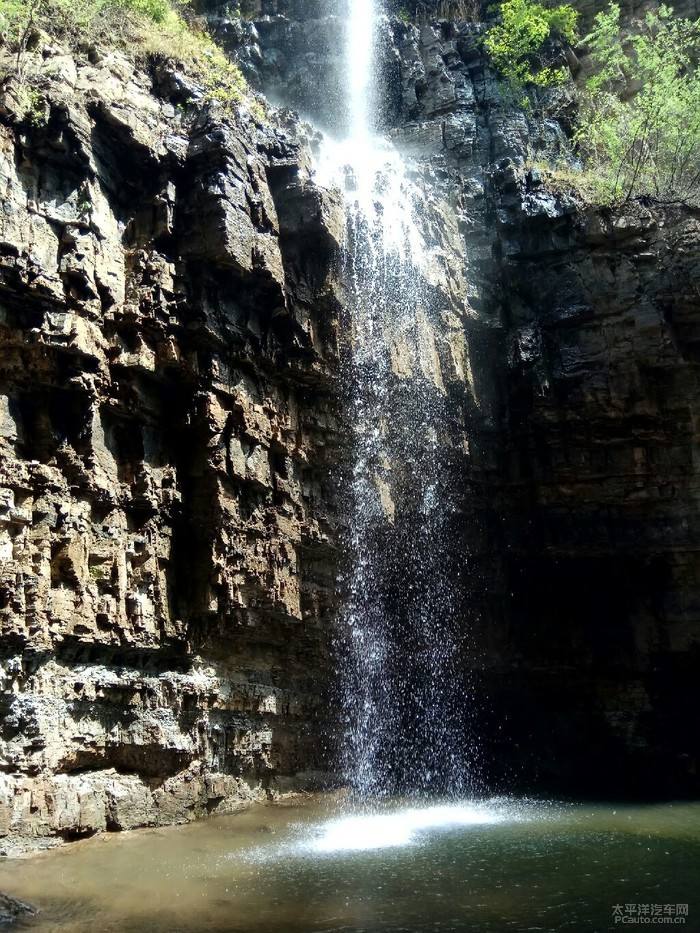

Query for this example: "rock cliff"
[381,5,700,796]
[0,40,344,853]
[485,183,700,795]
[226,0,700,796]
[0,0,699,853]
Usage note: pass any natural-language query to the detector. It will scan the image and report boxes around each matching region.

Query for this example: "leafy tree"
[484,0,578,92]
[575,4,700,203]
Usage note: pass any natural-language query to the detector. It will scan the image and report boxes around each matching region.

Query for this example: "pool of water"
[1,796,699,932]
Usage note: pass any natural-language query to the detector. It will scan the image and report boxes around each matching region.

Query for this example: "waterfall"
[320,0,472,798]
[347,0,373,142]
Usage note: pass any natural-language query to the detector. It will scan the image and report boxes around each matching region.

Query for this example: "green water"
[1,797,699,932]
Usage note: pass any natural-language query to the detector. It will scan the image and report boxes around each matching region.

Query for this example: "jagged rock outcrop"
[220,0,349,132]
[0,892,36,924]
[0,41,344,853]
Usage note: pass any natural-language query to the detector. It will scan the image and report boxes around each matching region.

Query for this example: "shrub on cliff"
[0,0,255,117]
[484,0,578,93]
[575,3,700,204]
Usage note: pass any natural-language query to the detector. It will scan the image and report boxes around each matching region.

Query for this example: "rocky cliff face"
[227,1,700,796]
[381,7,700,795]
[0,42,345,853]
[485,186,700,795]
[0,0,698,853]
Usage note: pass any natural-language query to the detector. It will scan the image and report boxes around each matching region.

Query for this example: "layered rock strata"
[226,0,700,795]
[1,0,699,854]
[0,43,344,853]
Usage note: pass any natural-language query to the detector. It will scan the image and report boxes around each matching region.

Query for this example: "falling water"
[319,0,473,798]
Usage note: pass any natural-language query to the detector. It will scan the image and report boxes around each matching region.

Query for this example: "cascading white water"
[316,4,425,264]
[347,0,373,141]
[319,0,473,798]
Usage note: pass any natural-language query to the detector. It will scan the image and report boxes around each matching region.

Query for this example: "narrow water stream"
[321,0,473,797]
[1,798,699,931]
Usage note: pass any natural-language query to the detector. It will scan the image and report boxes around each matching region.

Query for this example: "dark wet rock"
[0,893,37,925]
[228,0,700,798]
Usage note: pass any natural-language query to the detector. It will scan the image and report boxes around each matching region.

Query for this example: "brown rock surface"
[0,42,343,854]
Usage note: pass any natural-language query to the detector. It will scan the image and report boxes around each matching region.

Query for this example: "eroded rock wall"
[483,182,700,794]
[0,44,344,853]
[1,0,699,855]
[385,10,700,794]
[231,2,700,795]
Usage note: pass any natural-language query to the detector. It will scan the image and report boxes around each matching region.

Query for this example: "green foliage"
[575,3,700,204]
[14,82,47,121]
[0,0,27,37]
[0,0,168,46]
[484,0,578,93]
[116,0,170,22]
[0,0,259,119]
[0,0,36,57]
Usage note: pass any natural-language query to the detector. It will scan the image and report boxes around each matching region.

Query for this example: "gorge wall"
[0,41,345,852]
[386,2,700,796]
[485,181,700,796]
[0,0,698,852]
[230,0,700,795]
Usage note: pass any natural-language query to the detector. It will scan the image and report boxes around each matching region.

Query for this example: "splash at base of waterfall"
[305,802,514,853]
